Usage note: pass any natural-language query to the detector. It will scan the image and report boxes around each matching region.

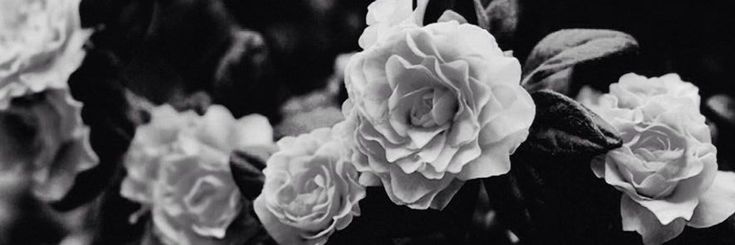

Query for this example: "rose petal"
[688,171,735,228]
[620,195,687,245]
[457,129,525,180]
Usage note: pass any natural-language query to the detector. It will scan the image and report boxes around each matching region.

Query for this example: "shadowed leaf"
[229,147,273,201]
[522,29,639,94]
[525,90,621,156]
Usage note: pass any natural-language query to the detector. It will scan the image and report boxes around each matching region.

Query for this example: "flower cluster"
[254,0,535,243]
[6,0,735,244]
[121,105,274,245]
[581,73,735,244]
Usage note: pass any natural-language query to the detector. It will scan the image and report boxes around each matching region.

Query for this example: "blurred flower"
[342,8,535,209]
[0,89,97,202]
[254,127,365,245]
[583,73,735,245]
[358,0,428,49]
[0,0,92,109]
[121,105,274,245]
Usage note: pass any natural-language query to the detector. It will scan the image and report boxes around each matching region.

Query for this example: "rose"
[0,89,97,201]
[254,127,365,245]
[584,74,735,244]
[579,73,701,125]
[121,105,274,245]
[0,0,92,109]
[150,137,244,245]
[342,7,535,209]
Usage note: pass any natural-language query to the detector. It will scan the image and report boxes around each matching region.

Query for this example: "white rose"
[343,9,535,209]
[0,89,97,201]
[584,74,735,244]
[121,105,274,245]
[0,0,92,109]
[254,127,365,245]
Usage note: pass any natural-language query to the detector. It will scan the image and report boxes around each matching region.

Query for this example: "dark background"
[3,0,735,244]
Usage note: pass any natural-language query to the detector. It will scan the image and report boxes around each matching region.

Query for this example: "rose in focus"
[583,73,735,244]
[121,105,274,245]
[342,7,535,209]
[254,127,365,245]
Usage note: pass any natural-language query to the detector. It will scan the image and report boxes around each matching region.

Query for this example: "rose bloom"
[342,4,535,209]
[583,74,735,244]
[0,0,92,109]
[254,127,365,245]
[121,105,273,245]
[0,89,97,201]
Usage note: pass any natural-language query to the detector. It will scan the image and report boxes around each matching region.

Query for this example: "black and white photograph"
[1,0,735,244]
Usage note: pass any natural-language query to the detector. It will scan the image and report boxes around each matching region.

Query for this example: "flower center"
[626,124,687,177]
[408,88,456,128]
[409,92,435,127]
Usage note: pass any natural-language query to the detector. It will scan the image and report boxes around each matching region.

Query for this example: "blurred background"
[2,0,735,244]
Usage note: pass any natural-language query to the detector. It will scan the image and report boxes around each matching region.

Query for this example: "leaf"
[229,147,274,201]
[522,29,639,94]
[483,90,635,244]
[212,28,281,120]
[327,181,481,244]
[474,0,520,48]
[424,0,478,25]
[51,49,136,211]
[525,90,621,156]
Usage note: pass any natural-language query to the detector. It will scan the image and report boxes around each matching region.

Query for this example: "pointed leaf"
[525,90,621,156]
[522,29,639,93]
[482,90,631,243]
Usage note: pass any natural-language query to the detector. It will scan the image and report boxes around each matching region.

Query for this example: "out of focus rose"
[0,0,92,109]
[358,0,428,49]
[254,127,365,245]
[583,74,735,244]
[343,8,535,209]
[121,105,274,245]
[0,89,97,202]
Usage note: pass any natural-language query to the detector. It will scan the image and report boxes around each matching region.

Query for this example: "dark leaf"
[522,29,639,94]
[51,49,136,211]
[474,0,520,48]
[229,147,273,201]
[483,90,635,244]
[424,0,477,25]
[525,90,621,156]
[328,181,480,244]
[212,28,283,120]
